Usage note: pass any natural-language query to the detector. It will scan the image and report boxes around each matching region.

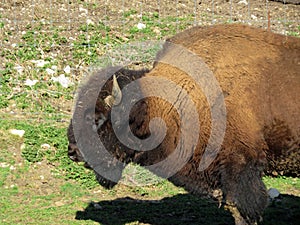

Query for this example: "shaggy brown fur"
[68,24,300,225]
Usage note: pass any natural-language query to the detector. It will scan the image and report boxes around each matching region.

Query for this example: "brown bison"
[68,24,300,225]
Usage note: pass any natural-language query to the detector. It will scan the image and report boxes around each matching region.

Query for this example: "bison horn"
[104,75,122,107]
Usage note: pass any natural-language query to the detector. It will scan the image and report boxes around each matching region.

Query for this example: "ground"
[0,0,299,224]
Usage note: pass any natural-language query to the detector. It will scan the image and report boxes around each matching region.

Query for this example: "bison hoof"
[224,203,257,225]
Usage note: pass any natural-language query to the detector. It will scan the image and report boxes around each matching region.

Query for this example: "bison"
[67,24,300,225]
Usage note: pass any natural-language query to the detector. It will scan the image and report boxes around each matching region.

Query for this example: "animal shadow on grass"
[75,193,300,225]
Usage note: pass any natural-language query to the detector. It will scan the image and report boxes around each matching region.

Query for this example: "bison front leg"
[224,203,249,225]
[220,147,268,225]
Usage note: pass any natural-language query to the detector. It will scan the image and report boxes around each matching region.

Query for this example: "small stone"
[86,19,94,25]
[31,59,49,68]
[137,22,146,30]
[24,79,38,87]
[238,0,248,5]
[20,144,26,150]
[79,7,88,14]
[51,74,73,88]
[64,65,71,74]
[92,202,102,209]
[14,65,24,74]
[251,14,257,20]
[9,165,16,170]
[268,188,280,199]
[55,201,65,207]
[51,65,58,71]
[9,129,25,137]
[41,143,51,149]
[46,68,55,75]
[0,162,10,168]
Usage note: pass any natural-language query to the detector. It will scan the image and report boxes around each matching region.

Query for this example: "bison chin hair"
[94,172,119,189]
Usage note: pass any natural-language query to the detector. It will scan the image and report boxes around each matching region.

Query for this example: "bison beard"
[67,24,300,225]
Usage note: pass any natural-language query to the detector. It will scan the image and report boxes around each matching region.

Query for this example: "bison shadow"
[75,193,300,225]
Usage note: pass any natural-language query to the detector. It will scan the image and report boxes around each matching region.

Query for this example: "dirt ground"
[0,0,299,42]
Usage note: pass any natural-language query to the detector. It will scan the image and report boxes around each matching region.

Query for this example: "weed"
[124,9,138,18]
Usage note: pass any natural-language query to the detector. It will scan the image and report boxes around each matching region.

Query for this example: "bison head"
[67,67,149,189]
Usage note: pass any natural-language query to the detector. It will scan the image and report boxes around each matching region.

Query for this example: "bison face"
[67,74,124,189]
[67,69,148,189]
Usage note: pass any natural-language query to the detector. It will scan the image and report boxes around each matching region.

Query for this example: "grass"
[263,176,300,194]
[0,1,299,224]
[287,25,300,37]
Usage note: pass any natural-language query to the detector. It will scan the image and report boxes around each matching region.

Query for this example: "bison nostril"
[68,152,76,161]
[68,144,80,161]
[84,162,92,169]
[68,143,86,164]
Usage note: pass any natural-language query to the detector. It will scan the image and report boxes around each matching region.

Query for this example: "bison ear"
[104,75,122,107]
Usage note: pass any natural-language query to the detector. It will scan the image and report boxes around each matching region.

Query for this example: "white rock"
[41,143,51,149]
[46,68,55,75]
[79,7,88,14]
[20,143,26,150]
[137,22,146,30]
[51,74,73,88]
[238,0,248,5]
[24,79,38,87]
[14,65,24,74]
[0,162,10,168]
[9,165,16,170]
[63,65,71,74]
[92,202,102,209]
[86,19,94,25]
[9,129,25,137]
[251,14,257,20]
[268,188,280,199]
[31,59,49,68]
[51,65,58,71]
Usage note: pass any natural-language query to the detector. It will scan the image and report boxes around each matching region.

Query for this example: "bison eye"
[84,109,95,123]
[95,113,107,130]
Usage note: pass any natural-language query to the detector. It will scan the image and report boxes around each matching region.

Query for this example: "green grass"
[287,25,300,37]
[263,176,300,194]
[0,119,99,189]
